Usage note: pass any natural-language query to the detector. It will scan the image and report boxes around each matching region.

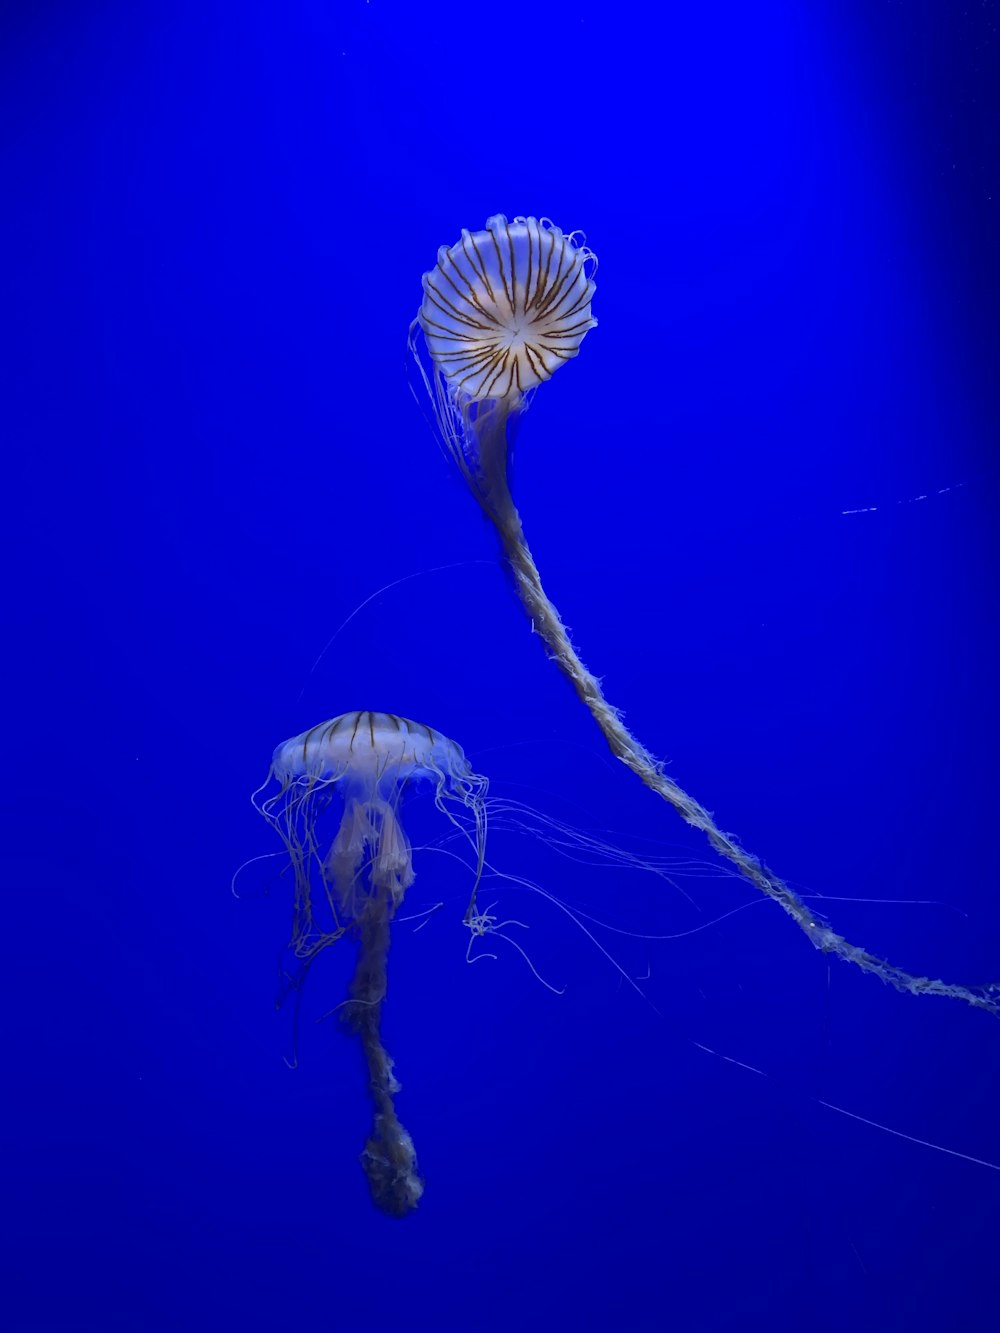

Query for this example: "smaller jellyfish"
[258,710,487,1217]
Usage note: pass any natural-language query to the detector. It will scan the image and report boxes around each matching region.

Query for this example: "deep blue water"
[4,3,998,1330]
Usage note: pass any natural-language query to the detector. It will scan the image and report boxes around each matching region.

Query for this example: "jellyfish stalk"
[411,214,999,1019]
[342,897,419,1217]
[330,796,420,1218]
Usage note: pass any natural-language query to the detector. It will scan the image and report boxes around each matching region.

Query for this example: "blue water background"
[4,3,998,1330]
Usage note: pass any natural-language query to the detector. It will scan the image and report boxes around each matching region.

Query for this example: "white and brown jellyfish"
[410,214,999,1021]
[257,710,487,1217]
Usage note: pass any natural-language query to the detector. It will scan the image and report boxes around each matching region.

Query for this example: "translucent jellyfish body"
[260,710,487,1217]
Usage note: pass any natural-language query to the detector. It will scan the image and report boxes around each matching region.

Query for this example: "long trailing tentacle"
[409,354,999,1018]
[493,490,999,1018]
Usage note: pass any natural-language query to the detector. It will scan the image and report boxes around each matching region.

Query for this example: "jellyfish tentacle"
[465,900,565,994]
[496,494,1000,1018]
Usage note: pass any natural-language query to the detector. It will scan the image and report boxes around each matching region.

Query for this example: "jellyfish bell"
[271,708,477,792]
[259,709,488,1218]
[419,214,597,403]
[411,214,597,524]
[271,711,483,914]
[269,710,487,917]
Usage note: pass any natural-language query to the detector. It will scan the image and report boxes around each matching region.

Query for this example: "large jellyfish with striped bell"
[257,710,487,1217]
[409,214,999,1022]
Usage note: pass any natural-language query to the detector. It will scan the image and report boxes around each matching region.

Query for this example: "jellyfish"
[257,710,488,1216]
[410,214,998,1019]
